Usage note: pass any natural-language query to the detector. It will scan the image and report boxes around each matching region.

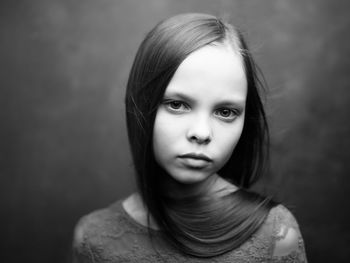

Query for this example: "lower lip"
[178,157,211,169]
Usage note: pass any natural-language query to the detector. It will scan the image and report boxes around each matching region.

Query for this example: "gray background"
[1,0,349,262]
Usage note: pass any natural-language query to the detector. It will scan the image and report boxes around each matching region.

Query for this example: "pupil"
[221,109,229,116]
[172,102,180,108]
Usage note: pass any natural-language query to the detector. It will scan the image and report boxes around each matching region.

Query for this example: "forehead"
[165,45,247,102]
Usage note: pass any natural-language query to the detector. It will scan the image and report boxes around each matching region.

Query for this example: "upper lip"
[178,153,212,162]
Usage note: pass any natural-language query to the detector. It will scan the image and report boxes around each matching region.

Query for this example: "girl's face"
[153,44,247,184]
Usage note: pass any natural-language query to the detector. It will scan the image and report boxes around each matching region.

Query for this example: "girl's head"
[125,12,268,200]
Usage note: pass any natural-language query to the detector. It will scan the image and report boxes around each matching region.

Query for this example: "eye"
[169,101,183,109]
[163,100,190,113]
[214,108,240,121]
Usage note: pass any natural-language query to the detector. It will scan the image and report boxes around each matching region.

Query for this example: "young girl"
[73,13,307,262]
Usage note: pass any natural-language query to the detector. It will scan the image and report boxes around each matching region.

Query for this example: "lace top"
[72,199,307,262]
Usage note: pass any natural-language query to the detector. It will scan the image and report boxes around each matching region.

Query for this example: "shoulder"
[72,200,127,260]
[74,200,123,240]
[267,205,299,230]
[267,205,308,261]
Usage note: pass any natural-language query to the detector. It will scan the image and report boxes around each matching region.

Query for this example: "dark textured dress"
[73,199,307,262]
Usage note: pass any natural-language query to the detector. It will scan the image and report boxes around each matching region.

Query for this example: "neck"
[124,174,238,230]
[160,173,237,200]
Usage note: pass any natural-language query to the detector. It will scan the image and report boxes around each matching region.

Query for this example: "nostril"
[190,135,211,144]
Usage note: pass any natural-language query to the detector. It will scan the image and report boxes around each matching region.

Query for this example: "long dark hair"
[125,13,276,257]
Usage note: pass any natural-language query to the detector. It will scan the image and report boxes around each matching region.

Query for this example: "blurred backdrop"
[1,0,349,262]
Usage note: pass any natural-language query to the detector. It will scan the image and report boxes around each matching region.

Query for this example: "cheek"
[215,120,244,161]
[153,115,171,146]
[152,111,180,158]
[153,117,165,158]
[153,110,186,141]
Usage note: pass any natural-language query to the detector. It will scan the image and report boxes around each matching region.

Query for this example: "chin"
[169,170,212,184]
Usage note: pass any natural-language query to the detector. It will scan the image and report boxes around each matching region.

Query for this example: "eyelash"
[164,100,190,112]
[162,100,241,122]
[214,108,240,121]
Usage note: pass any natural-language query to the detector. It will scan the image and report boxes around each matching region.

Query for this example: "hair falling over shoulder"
[125,13,277,257]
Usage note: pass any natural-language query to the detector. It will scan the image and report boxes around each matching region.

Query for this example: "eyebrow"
[163,92,195,104]
[163,92,246,108]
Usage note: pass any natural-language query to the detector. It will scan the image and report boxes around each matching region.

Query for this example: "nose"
[186,116,212,145]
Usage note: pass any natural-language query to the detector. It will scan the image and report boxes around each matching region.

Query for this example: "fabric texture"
[73,198,307,262]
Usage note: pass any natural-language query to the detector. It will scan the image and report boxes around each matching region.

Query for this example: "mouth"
[178,153,212,162]
[177,153,212,169]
